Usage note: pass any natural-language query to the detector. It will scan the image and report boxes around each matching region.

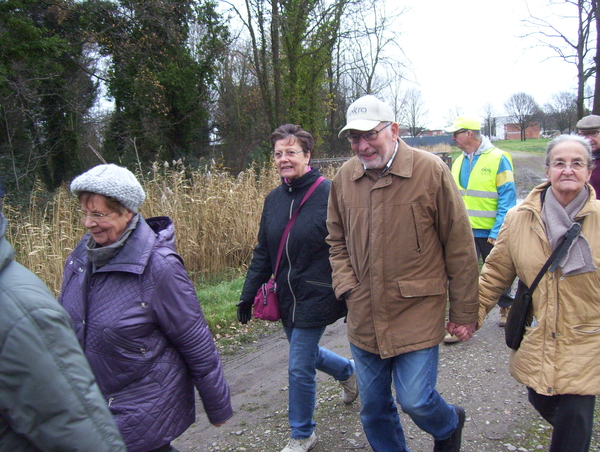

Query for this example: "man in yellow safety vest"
[445,116,517,336]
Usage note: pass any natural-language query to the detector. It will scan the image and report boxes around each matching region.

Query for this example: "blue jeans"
[284,326,354,439]
[350,343,458,452]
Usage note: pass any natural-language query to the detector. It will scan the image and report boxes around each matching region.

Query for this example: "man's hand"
[487,237,496,245]
[236,300,253,324]
[446,321,477,341]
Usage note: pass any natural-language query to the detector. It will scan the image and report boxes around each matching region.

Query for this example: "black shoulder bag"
[505,220,583,350]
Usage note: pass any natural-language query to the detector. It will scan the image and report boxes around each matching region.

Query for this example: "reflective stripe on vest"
[452,148,506,229]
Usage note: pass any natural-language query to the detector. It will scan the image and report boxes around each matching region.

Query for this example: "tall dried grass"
[4,147,443,297]
[5,162,283,295]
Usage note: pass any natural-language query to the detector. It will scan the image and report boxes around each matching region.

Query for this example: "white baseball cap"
[338,95,395,137]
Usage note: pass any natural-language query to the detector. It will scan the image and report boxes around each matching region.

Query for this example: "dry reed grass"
[3,147,442,296]
[5,162,283,295]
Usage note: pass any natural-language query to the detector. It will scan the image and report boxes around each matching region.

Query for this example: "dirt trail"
[174,311,544,452]
[173,151,598,451]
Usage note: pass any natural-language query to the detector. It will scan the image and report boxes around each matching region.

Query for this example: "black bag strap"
[529,219,584,292]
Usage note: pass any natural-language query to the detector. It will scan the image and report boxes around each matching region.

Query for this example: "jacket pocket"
[104,329,148,358]
[397,278,446,298]
[571,324,600,334]
[563,323,600,354]
[305,279,333,289]
[108,381,161,410]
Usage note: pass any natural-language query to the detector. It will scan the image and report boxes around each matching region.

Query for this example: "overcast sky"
[396,0,580,129]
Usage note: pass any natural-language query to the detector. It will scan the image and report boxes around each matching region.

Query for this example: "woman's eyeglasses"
[80,210,117,222]
[273,150,304,159]
[549,160,588,171]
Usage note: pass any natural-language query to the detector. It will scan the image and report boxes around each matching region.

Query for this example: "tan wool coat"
[479,182,600,396]
[326,139,479,358]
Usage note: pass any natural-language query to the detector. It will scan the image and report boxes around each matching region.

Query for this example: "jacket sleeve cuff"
[207,405,234,426]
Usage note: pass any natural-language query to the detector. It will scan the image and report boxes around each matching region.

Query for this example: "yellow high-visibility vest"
[451,148,510,230]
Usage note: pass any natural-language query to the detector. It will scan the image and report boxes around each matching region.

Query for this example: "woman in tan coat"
[478,135,600,452]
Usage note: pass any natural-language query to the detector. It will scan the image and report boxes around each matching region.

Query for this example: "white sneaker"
[339,366,358,404]
[281,432,317,452]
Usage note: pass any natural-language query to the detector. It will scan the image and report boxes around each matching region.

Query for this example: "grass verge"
[196,273,280,355]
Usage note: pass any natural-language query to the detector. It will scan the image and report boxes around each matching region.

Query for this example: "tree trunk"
[593,0,600,114]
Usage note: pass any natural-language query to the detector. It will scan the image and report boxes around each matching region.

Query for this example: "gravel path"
[172,150,599,452]
[174,311,551,452]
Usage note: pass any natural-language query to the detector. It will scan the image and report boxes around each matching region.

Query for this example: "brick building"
[504,122,540,140]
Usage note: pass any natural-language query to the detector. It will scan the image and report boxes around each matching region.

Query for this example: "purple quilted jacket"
[58,216,232,452]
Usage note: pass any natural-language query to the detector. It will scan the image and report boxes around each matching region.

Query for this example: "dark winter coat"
[0,215,126,452]
[59,216,232,452]
[241,168,347,328]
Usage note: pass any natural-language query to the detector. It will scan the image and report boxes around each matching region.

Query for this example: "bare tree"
[504,92,542,141]
[327,0,408,154]
[479,102,498,138]
[544,91,578,133]
[523,0,595,118]
[402,88,429,137]
[443,106,464,129]
[593,0,600,113]
[382,69,407,124]
[341,0,408,97]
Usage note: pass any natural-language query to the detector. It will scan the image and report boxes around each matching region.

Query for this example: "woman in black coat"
[237,124,356,452]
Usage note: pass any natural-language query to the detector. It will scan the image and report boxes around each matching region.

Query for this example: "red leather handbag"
[253,177,324,321]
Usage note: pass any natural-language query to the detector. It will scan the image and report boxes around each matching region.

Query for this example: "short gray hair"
[545,134,594,169]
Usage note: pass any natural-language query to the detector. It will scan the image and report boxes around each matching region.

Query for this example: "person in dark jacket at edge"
[237,124,358,452]
[576,114,600,198]
[0,186,127,452]
[59,164,232,452]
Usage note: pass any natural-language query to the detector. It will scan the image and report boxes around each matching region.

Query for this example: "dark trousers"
[528,387,596,452]
[475,237,513,308]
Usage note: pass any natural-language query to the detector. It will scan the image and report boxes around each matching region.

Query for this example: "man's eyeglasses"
[549,160,588,171]
[273,150,304,159]
[80,210,117,222]
[346,122,392,144]
[452,129,469,138]
[579,130,600,138]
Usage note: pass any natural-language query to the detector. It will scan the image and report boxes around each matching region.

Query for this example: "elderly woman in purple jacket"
[58,164,232,452]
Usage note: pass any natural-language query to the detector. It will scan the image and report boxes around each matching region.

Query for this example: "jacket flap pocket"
[398,278,446,298]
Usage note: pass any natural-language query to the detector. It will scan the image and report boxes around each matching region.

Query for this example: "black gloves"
[237,300,253,324]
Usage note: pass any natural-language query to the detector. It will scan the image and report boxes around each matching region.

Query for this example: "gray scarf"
[86,213,140,269]
[542,187,595,276]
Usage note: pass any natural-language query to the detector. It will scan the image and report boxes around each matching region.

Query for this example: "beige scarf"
[542,186,596,276]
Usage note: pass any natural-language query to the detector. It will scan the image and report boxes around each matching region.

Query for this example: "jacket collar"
[463,135,495,159]
[519,181,597,219]
[88,216,176,275]
[281,167,321,193]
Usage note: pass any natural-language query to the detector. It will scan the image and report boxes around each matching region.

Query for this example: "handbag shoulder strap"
[273,176,325,277]
[529,219,584,292]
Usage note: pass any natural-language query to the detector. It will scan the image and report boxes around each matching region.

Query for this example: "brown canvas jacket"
[326,139,479,358]
[479,182,600,396]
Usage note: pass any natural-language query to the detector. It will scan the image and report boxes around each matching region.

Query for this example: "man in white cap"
[326,95,479,452]
[445,116,517,330]
[576,114,600,198]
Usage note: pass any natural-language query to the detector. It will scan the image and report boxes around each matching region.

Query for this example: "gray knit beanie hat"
[70,164,146,212]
